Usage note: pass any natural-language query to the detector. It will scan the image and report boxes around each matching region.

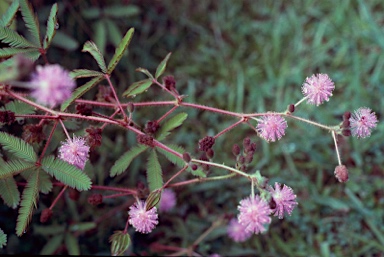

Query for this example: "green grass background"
[1,0,383,256]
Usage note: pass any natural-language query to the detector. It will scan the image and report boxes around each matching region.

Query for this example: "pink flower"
[58,135,90,170]
[349,107,378,138]
[256,115,287,142]
[30,64,75,108]
[302,74,334,106]
[128,200,158,234]
[159,189,176,212]
[268,182,298,219]
[227,218,252,242]
[237,195,272,234]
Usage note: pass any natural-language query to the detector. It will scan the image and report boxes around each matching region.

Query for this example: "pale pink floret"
[227,218,252,242]
[268,182,298,219]
[128,200,158,234]
[302,73,334,106]
[349,107,378,138]
[30,64,75,108]
[237,195,272,234]
[58,136,90,170]
[159,189,176,212]
[256,115,287,142]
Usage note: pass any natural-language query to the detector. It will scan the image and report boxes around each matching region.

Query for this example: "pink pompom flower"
[58,135,90,170]
[128,200,158,234]
[227,218,252,242]
[268,182,298,219]
[349,107,378,138]
[30,64,75,108]
[159,189,176,212]
[256,114,287,142]
[302,73,335,106]
[237,195,272,234]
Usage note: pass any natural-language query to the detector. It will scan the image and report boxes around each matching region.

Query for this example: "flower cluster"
[128,200,159,234]
[302,73,335,106]
[256,115,287,142]
[58,135,90,170]
[30,64,75,108]
[349,107,378,138]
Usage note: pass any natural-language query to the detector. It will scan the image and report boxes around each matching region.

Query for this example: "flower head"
[268,182,298,219]
[227,218,252,242]
[30,64,75,108]
[302,73,334,106]
[159,189,176,212]
[58,135,90,170]
[128,200,158,234]
[256,115,287,142]
[349,107,378,138]
[237,195,272,234]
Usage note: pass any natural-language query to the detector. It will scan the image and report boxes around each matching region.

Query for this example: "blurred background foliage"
[0,0,383,256]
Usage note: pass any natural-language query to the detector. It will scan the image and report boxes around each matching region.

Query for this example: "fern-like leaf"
[0,177,20,209]
[0,132,37,162]
[19,0,41,46]
[146,149,163,192]
[43,3,58,49]
[60,76,104,111]
[0,0,19,27]
[82,41,107,73]
[0,47,35,58]
[0,159,35,179]
[0,26,38,48]
[156,112,188,141]
[1,100,35,115]
[70,69,105,79]
[40,234,64,255]
[155,52,172,79]
[122,79,153,98]
[107,27,134,74]
[41,156,91,191]
[16,168,39,236]
[0,228,7,248]
[110,145,147,177]
[38,169,52,194]
[156,144,185,168]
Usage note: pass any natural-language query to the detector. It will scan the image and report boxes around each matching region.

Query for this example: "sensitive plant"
[0,1,380,255]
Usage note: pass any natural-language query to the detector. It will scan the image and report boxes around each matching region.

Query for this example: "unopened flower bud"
[76,103,93,116]
[334,165,349,183]
[245,152,253,164]
[343,111,351,120]
[238,156,245,164]
[342,120,350,128]
[88,194,103,205]
[198,136,215,152]
[206,148,214,159]
[232,144,241,156]
[191,164,198,171]
[0,111,15,124]
[40,208,53,223]
[243,137,251,149]
[137,134,155,147]
[342,129,351,137]
[183,152,191,163]
[288,104,295,113]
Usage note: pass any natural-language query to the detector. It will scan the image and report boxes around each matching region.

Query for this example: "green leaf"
[1,100,35,116]
[104,5,140,18]
[155,52,172,79]
[82,41,107,73]
[65,233,80,255]
[41,156,92,191]
[43,3,58,49]
[0,0,19,27]
[70,69,104,79]
[23,49,41,61]
[60,76,104,111]
[0,228,7,249]
[16,168,39,236]
[110,145,147,177]
[107,27,134,74]
[0,159,35,179]
[38,169,52,194]
[105,19,122,48]
[135,67,154,79]
[122,79,152,98]
[0,132,37,162]
[19,0,41,46]
[40,234,64,255]
[0,26,38,48]
[69,222,96,232]
[0,177,20,209]
[93,20,106,55]
[156,144,185,168]
[156,112,188,141]
[0,47,35,58]
[109,231,131,256]
[146,149,163,192]
[51,30,79,51]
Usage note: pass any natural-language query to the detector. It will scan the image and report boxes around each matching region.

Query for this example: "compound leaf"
[122,79,152,98]
[107,27,134,74]
[110,145,147,177]
[0,132,37,162]
[0,228,7,248]
[0,26,37,48]
[0,0,19,27]
[0,176,20,209]
[43,3,58,49]
[19,0,41,46]
[146,149,163,192]
[82,41,107,73]
[156,112,188,141]
[70,69,104,79]
[155,52,171,79]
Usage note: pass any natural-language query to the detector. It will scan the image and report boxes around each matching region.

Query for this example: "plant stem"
[332,131,342,165]
[38,120,59,163]
[49,185,68,210]
[192,159,250,178]
[214,118,244,139]
[105,74,128,121]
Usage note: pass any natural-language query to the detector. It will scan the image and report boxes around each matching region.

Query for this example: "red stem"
[105,74,127,121]
[49,185,68,210]
[214,118,245,139]
[38,120,59,163]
